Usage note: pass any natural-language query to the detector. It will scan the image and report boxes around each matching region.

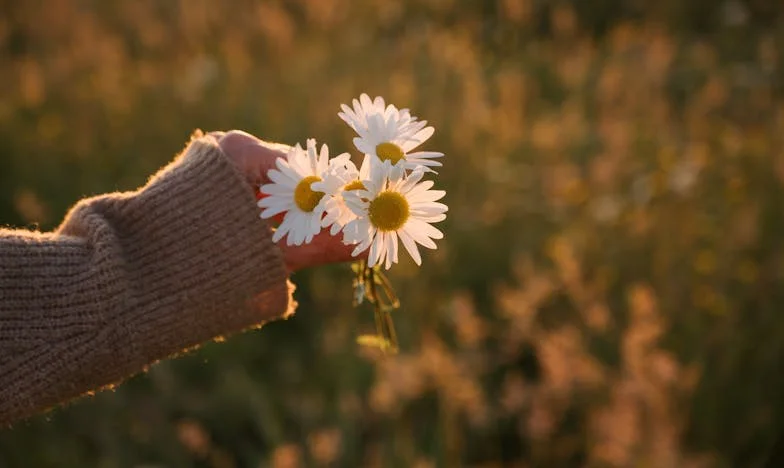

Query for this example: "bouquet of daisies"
[257,94,447,353]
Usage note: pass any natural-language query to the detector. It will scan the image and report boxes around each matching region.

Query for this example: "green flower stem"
[353,260,400,354]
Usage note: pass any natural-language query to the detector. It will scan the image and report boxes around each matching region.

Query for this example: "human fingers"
[276,230,367,272]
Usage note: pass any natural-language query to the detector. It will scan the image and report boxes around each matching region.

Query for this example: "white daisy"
[258,138,329,246]
[342,161,448,269]
[338,93,415,136]
[338,93,443,170]
[312,154,372,236]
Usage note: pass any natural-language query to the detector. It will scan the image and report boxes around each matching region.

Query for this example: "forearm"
[0,135,295,426]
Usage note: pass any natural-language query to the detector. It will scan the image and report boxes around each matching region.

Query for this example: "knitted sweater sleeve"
[0,134,296,426]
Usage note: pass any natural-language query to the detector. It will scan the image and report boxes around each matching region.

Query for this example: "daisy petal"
[407,217,444,240]
[408,190,446,203]
[261,203,292,219]
[401,126,435,151]
[267,169,298,188]
[398,229,422,265]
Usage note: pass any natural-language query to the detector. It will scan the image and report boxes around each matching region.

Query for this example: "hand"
[215,130,363,272]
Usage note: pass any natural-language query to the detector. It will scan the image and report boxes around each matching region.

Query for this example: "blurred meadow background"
[1,0,784,466]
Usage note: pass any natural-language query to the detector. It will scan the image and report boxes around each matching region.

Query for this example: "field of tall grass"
[1,1,783,466]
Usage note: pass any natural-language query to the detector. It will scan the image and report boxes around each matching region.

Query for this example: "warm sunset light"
[1,1,783,467]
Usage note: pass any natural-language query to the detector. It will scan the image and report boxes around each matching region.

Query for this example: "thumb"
[218,130,292,186]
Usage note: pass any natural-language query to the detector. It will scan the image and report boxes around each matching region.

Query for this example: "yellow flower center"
[376,142,405,164]
[344,179,366,191]
[368,191,409,231]
[294,175,324,212]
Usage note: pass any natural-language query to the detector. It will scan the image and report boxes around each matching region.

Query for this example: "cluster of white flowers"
[258,94,447,270]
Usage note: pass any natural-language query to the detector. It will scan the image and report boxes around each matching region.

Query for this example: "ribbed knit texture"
[0,134,296,426]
